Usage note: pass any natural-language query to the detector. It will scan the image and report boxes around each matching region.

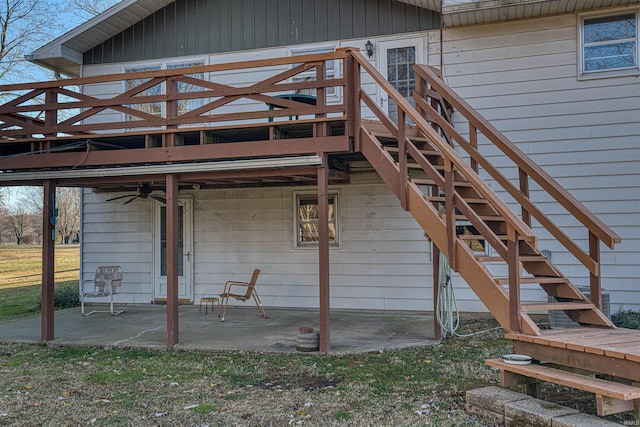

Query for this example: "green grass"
[0,244,79,290]
[0,244,80,320]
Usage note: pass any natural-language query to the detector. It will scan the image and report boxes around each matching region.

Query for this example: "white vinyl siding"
[428,14,640,312]
[82,182,433,311]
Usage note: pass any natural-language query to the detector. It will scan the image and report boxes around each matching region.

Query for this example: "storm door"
[153,199,193,302]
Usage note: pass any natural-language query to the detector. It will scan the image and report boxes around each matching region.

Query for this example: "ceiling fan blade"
[106,194,135,202]
[150,194,166,204]
[123,195,140,205]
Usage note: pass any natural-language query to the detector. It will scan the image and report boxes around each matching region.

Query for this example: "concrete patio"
[0,305,438,354]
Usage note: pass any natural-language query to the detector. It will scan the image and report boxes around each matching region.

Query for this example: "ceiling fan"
[106,183,166,204]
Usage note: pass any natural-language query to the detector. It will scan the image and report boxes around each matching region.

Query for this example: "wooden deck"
[493,327,640,416]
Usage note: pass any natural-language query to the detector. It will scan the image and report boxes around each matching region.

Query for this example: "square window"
[295,193,338,247]
[291,47,338,97]
[581,13,638,75]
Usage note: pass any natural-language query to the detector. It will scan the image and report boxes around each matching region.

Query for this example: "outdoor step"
[384,146,441,157]
[520,302,595,312]
[475,255,544,262]
[411,178,473,187]
[424,195,488,204]
[495,277,569,285]
[443,214,505,222]
[485,358,640,402]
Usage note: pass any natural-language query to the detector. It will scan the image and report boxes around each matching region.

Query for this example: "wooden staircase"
[344,50,637,416]
[360,123,614,335]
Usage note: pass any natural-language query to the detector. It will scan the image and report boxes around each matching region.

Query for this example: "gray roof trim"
[28,0,174,76]
[442,0,640,27]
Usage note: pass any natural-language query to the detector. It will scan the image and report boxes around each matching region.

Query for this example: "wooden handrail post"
[316,60,327,139]
[519,168,531,227]
[398,108,408,210]
[343,49,361,152]
[589,231,602,310]
[444,158,457,271]
[508,224,521,333]
[469,124,478,173]
[43,89,57,151]
[166,77,178,147]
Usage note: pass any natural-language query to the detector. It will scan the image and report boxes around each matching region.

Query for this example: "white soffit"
[27,0,173,77]
[443,0,640,27]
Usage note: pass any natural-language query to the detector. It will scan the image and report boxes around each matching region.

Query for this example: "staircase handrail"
[348,49,537,245]
[413,64,621,251]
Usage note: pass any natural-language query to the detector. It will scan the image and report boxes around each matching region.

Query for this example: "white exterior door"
[378,38,425,122]
[154,198,193,302]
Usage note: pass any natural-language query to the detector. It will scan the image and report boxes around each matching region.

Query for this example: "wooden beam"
[1,136,350,171]
[317,153,330,353]
[41,180,56,342]
[166,174,180,350]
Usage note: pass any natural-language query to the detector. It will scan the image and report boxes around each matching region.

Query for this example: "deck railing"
[0,51,347,143]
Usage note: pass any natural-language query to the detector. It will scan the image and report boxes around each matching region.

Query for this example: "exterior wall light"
[365,40,374,58]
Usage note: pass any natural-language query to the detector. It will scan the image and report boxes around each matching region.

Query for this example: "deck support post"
[589,231,602,310]
[432,243,442,341]
[444,159,457,271]
[41,180,56,342]
[166,173,180,349]
[317,152,331,353]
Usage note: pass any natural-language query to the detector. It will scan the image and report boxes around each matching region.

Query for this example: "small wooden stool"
[199,297,220,315]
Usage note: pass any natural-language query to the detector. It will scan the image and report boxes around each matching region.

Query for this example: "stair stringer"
[360,127,539,335]
[406,182,540,336]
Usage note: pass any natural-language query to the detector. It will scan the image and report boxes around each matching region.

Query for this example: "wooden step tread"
[520,302,595,312]
[441,214,505,222]
[425,196,488,204]
[486,358,640,401]
[384,146,441,157]
[475,255,547,262]
[411,178,472,187]
[496,277,569,285]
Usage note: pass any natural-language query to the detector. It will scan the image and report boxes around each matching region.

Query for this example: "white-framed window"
[124,65,162,120]
[290,47,339,99]
[580,11,639,77]
[294,191,339,248]
[124,60,205,121]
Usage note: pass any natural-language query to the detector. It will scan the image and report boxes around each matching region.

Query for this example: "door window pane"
[160,206,184,276]
[386,47,416,122]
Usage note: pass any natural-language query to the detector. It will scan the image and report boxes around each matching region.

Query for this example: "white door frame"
[153,197,193,302]
[377,37,426,115]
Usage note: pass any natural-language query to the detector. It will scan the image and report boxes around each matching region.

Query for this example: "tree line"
[0,188,81,245]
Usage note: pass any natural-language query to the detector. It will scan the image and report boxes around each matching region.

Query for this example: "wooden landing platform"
[506,327,640,363]
[498,327,640,416]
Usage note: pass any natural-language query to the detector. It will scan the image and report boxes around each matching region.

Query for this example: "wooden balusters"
[519,168,531,227]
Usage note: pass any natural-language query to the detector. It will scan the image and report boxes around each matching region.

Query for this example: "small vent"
[549,288,610,329]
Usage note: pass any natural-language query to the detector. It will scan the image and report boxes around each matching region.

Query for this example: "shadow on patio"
[0,306,438,354]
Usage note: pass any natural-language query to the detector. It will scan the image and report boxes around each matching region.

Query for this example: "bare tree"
[4,205,31,244]
[65,0,120,20]
[0,0,61,84]
[55,187,80,244]
[18,186,80,244]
